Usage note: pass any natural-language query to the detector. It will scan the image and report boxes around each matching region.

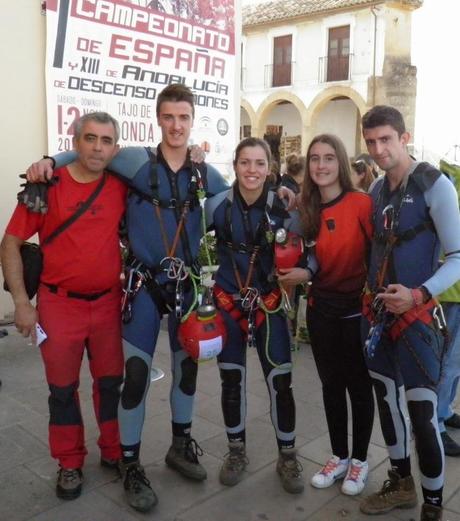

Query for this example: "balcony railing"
[264,62,296,89]
[318,54,353,83]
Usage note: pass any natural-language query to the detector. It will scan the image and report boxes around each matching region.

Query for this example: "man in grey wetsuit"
[359,105,460,521]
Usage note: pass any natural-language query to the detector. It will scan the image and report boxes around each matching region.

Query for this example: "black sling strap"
[43,174,106,246]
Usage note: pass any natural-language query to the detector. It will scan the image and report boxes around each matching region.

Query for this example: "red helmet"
[178,304,227,361]
[274,229,304,271]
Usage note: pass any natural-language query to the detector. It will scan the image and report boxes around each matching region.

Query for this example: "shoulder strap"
[43,174,106,246]
[410,161,441,192]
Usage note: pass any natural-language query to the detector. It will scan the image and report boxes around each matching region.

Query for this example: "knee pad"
[48,382,81,426]
[407,388,443,482]
[178,356,198,396]
[370,370,410,460]
[267,368,295,438]
[272,371,292,394]
[219,364,245,431]
[220,367,243,407]
[372,378,398,446]
[220,366,242,388]
[121,357,149,410]
[98,375,123,422]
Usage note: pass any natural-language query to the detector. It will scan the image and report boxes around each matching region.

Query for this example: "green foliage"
[198,231,218,267]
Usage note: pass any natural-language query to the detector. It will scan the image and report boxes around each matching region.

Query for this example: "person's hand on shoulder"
[189,145,206,164]
[26,157,55,183]
[277,186,296,210]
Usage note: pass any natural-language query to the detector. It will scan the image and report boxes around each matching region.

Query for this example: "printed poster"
[45,0,237,177]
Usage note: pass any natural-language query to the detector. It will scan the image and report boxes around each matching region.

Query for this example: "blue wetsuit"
[206,184,302,449]
[364,161,460,507]
[55,146,229,461]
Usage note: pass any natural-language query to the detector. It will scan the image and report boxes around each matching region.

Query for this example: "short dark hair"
[74,112,120,143]
[156,83,195,118]
[362,105,406,136]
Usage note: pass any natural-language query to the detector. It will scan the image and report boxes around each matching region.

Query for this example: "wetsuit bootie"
[165,436,207,481]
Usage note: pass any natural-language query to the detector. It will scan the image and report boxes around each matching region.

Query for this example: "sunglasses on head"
[353,160,367,174]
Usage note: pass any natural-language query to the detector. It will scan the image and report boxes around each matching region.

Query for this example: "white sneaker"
[341,458,368,496]
[310,455,348,489]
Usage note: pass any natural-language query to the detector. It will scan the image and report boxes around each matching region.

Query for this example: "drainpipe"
[371,6,379,106]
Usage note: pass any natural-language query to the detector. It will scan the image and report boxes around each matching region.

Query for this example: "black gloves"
[17,174,58,214]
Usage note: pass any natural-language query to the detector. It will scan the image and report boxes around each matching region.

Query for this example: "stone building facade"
[241,0,422,162]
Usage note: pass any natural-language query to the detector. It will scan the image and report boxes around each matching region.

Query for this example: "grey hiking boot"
[100,457,121,474]
[56,467,83,500]
[420,504,443,521]
[165,436,207,481]
[219,441,249,486]
[276,448,304,494]
[360,469,417,515]
[123,461,158,513]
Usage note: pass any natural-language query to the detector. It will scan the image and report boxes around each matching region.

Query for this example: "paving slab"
[1,325,460,521]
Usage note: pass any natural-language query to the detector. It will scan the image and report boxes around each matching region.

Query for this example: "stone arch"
[306,85,368,127]
[240,98,256,130]
[256,90,308,133]
[305,86,369,156]
[253,91,308,156]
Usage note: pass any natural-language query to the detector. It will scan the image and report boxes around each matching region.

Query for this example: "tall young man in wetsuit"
[359,105,460,521]
[1,112,125,500]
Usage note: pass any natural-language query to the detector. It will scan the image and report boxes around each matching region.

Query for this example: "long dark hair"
[300,134,353,241]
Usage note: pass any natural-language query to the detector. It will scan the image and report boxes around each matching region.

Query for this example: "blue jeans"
[438,302,460,432]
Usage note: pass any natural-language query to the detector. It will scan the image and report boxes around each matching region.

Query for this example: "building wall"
[241,3,419,153]
[0,3,47,318]
[373,6,417,133]
[242,7,374,114]
[314,99,359,156]
[265,103,302,136]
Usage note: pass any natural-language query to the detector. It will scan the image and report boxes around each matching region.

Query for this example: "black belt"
[43,283,111,301]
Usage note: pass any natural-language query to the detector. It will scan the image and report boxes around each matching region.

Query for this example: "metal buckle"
[247,315,256,348]
[241,287,259,311]
[121,269,134,315]
[160,256,188,281]
[175,280,184,318]
[279,287,292,312]
[382,204,394,231]
[121,269,144,324]
[371,294,385,317]
[433,305,447,333]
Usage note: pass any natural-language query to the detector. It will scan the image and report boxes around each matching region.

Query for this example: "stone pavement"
[1,324,460,521]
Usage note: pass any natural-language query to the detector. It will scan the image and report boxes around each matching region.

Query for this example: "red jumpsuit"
[6,167,127,469]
